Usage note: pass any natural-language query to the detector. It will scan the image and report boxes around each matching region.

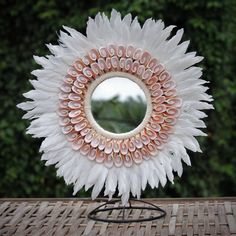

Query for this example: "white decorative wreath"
[18,10,213,204]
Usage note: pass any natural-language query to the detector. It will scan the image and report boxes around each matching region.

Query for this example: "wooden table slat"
[0,197,235,236]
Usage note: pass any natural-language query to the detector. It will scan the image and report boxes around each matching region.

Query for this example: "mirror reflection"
[91,77,147,133]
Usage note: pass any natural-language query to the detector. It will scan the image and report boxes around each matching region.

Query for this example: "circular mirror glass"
[91,77,147,133]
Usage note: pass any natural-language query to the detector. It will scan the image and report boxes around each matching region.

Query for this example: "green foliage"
[0,0,236,198]
[92,96,146,133]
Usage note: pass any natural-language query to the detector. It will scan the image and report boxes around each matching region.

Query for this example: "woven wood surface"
[0,198,236,236]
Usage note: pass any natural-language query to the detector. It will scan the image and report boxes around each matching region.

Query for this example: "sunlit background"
[0,0,235,198]
[92,77,146,102]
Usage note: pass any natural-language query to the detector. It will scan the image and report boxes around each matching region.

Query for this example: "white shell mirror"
[18,10,213,206]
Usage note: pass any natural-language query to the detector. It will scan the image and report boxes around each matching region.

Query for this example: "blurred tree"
[91,96,146,133]
[0,0,235,198]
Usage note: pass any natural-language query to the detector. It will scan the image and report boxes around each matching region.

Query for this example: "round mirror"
[91,77,147,134]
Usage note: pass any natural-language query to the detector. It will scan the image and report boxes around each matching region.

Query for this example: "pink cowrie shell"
[131,61,139,73]
[141,147,151,160]
[76,75,88,84]
[91,134,100,148]
[99,47,109,57]
[91,62,101,75]
[117,45,126,57]
[161,124,173,134]
[108,44,117,57]
[123,139,130,147]
[165,117,177,125]
[74,121,87,132]
[140,133,150,145]
[84,130,94,143]
[153,96,165,105]
[145,128,157,140]
[119,58,126,70]
[133,135,143,149]
[111,56,119,70]
[166,98,182,107]
[142,69,153,80]
[82,55,90,65]
[88,48,99,61]
[151,114,164,124]
[68,101,81,109]
[147,58,158,70]
[74,60,84,72]
[104,154,114,168]
[83,67,93,78]
[148,122,161,132]
[128,139,136,152]
[153,104,166,114]
[126,45,135,57]
[150,83,161,91]
[153,139,164,150]
[113,153,123,167]
[88,148,96,161]
[140,51,151,65]
[74,80,85,89]
[166,108,180,117]
[80,127,90,136]
[62,125,73,134]
[105,57,112,70]
[164,89,177,97]
[71,138,84,150]
[59,117,70,126]
[113,140,120,153]
[60,84,71,93]
[71,116,84,124]
[59,92,69,100]
[104,140,113,154]
[98,58,107,71]
[58,109,69,117]
[157,132,169,142]
[67,66,79,77]
[147,76,158,85]
[123,153,133,167]
[153,63,164,75]
[71,86,83,95]
[151,89,163,98]
[147,143,158,156]
[132,150,143,164]
[162,80,176,90]
[120,141,128,155]
[96,151,106,163]
[159,71,171,82]
[98,137,106,151]
[63,76,74,85]
[137,65,145,77]
[80,144,90,155]
[124,58,132,72]
[69,110,82,119]
[59,100,68,109]
[133,48,142,60]
[68,93,81,102]
[66,132,78,142]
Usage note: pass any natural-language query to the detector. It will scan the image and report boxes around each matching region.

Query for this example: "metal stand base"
[87,199,166,223]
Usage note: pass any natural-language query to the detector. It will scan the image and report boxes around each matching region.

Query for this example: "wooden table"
[0,198,236,236]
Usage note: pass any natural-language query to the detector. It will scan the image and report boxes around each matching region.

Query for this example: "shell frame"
[59,44,182,168]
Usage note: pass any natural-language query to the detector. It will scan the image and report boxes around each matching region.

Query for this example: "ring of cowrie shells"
[59,44,182,168]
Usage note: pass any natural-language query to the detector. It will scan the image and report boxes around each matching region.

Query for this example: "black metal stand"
[87,199,166,223]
